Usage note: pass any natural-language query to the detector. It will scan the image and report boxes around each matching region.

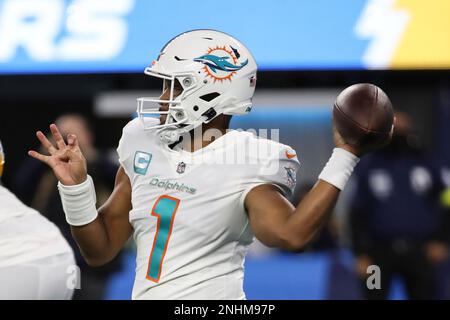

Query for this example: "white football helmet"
[137,29,257,144]
[0,140,4,178]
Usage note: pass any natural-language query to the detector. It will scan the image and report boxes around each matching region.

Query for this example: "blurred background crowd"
[0,0,450,299]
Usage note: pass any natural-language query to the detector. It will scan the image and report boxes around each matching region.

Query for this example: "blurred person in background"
[349,111,450,300]
[0,139,76,299]
[11,114,121,300]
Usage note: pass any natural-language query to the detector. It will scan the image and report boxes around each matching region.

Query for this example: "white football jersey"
[117,118,300,300]
[0,185,73,268]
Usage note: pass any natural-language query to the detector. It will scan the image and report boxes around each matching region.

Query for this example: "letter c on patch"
[134,151,152,175]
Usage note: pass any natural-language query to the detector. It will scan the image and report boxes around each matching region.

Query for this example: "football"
[333,83,394,150]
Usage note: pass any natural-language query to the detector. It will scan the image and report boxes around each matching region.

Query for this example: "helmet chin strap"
[156,116,208,144]
[157,128,180,144]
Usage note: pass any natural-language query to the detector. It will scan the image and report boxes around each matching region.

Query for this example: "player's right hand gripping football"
[29,124,87,186]
[332,124,361,156]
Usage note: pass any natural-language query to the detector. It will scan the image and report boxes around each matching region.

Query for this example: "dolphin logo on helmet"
[194,54,248,73]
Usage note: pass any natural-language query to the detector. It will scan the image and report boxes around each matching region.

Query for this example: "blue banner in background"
[0,0,448,74]
[0,0,367,73]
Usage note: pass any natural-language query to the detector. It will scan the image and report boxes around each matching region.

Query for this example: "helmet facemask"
[137,67,224,144]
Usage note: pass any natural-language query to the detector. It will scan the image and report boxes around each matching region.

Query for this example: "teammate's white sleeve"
[239,145,301,209]
[0,252,75,300]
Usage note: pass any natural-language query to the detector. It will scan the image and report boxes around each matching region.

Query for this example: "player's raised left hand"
[28,124,87,186]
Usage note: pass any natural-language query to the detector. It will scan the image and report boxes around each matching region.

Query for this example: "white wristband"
[57,175,98,226]
[318,148,360,190]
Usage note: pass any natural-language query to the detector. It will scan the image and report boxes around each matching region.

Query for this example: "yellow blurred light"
[392,0,450,68]
[440,189,450,208]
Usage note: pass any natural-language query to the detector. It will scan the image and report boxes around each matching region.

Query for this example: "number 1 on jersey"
[146,195,180,282]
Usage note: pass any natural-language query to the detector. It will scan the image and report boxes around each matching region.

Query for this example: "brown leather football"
[333,83,394,149]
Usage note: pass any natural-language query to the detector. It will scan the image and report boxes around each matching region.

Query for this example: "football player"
[0,139,76,299]
[30,30,365,299]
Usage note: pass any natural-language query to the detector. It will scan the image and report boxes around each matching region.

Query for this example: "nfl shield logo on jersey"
[176,162,186,174]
